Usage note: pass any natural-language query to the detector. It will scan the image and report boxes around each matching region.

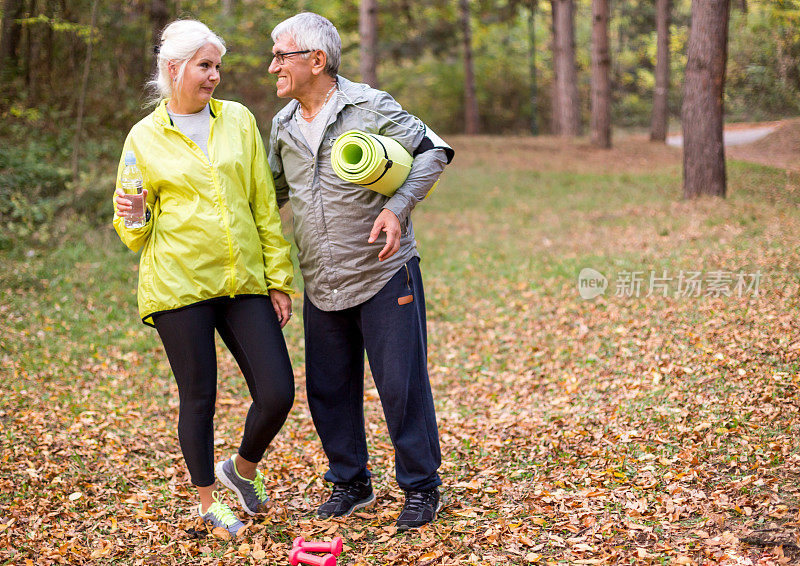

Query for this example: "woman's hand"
[114,187,148,217]
[269,289,293,328]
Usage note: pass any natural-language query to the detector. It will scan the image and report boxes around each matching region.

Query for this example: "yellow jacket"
[113,98,293,326]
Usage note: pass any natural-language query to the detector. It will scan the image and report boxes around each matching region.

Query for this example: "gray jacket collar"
[275,75,369,127]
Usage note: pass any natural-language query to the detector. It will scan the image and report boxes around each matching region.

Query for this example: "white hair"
[147,20,226,103]
[271,12,341,77]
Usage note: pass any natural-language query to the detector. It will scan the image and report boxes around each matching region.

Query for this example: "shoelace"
[206,492,239,527]
[329,483,364,503]
[232,457,267,502]
[252,470,267,502]
[402,491,435,514]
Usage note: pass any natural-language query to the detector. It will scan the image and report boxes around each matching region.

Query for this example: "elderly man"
[267,12,454,531]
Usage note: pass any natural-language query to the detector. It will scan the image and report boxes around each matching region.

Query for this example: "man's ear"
[311,50,327,76]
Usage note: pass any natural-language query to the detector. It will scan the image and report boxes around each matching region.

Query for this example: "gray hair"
[271,13,341,77]
[147,20,226,103]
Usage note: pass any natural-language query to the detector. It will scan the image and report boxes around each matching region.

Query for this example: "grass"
[1,134,799,565]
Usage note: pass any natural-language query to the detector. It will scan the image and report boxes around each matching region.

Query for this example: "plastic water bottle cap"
[124,151,136,166]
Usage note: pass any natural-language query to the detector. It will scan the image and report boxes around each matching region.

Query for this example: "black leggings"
[153,296,294,487]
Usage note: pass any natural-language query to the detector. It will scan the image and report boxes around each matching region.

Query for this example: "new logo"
[578,268,608,300]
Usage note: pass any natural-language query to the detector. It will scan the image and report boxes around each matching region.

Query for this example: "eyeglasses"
[272,50,312,64]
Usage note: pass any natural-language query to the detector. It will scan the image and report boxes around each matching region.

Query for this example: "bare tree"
[151,0,170,48]
[528,0,538,135]
[650,0,671,141]
[590,0,611,147]
[42,0,54,93]
[550,0,580,136]
[149,0,170,85]
[72,0,98,181]
[359,0,378,87]
[460,0,479,134]
[26,0,42,105]
[0,0,25,79]
[682,0,731,199]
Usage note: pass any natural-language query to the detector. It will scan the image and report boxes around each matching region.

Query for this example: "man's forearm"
[382,148,448,225]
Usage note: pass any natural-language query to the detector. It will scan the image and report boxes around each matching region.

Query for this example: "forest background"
[3,1,800,564]
[2,0,800,247]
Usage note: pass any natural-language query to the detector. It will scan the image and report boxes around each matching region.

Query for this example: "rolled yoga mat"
[330,130,414,197]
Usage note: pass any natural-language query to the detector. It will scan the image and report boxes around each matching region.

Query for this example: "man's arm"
[381,148,448,227]
[365,91,454,260]
[248,110,294,296]
[267,116,290,209]
[371,91,454,226]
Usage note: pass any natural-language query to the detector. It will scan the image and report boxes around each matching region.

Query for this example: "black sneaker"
[317,479,375,519]
[396,488,442,531]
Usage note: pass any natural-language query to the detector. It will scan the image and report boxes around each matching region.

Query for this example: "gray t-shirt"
[294,93,338,154]
[168,104,211,158]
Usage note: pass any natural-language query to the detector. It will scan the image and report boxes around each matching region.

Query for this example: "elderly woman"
[113,20,294,536]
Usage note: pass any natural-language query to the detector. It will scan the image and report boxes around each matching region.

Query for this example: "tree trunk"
[528,0,538,135]
[359,0,378,87]
[24,0,34,87]
[0,0,25,79]
[42,0,53,93]
[590,0,611,148]
[26,0,41,104]
[62,0,80,112]
[72,0,98,181]
[650,0,671,141]
[550,0,580,136]
[149,0,170,83]
[150,0,169,50]
[460,0,479,134]
[682,0,730,199]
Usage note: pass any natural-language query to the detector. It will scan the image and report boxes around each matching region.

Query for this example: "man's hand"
[269,289,293,328]
[368,209,401,261]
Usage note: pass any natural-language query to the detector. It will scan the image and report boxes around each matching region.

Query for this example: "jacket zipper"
[165,115,236,297]
[207,117,236,297]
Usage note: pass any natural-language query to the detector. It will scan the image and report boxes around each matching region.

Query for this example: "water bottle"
[121,151,146,229]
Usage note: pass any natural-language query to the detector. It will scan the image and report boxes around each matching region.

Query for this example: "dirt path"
[725,118,800,172]
[663,119,800,172]
[453,119,800,176]
[667,122,781,148]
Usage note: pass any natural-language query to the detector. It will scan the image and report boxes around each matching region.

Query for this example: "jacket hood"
[152,98,224,127]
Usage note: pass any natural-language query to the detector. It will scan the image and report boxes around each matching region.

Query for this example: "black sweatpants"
[153,296,294,487]
[304,258,442,492]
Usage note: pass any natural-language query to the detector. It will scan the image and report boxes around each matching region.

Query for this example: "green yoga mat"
[331,130,414,197]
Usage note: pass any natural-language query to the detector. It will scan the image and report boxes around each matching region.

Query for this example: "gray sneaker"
[215,454,269,515]
[199,492,244,537]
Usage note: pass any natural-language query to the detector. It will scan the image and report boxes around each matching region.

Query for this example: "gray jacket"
[268,76,454,311]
